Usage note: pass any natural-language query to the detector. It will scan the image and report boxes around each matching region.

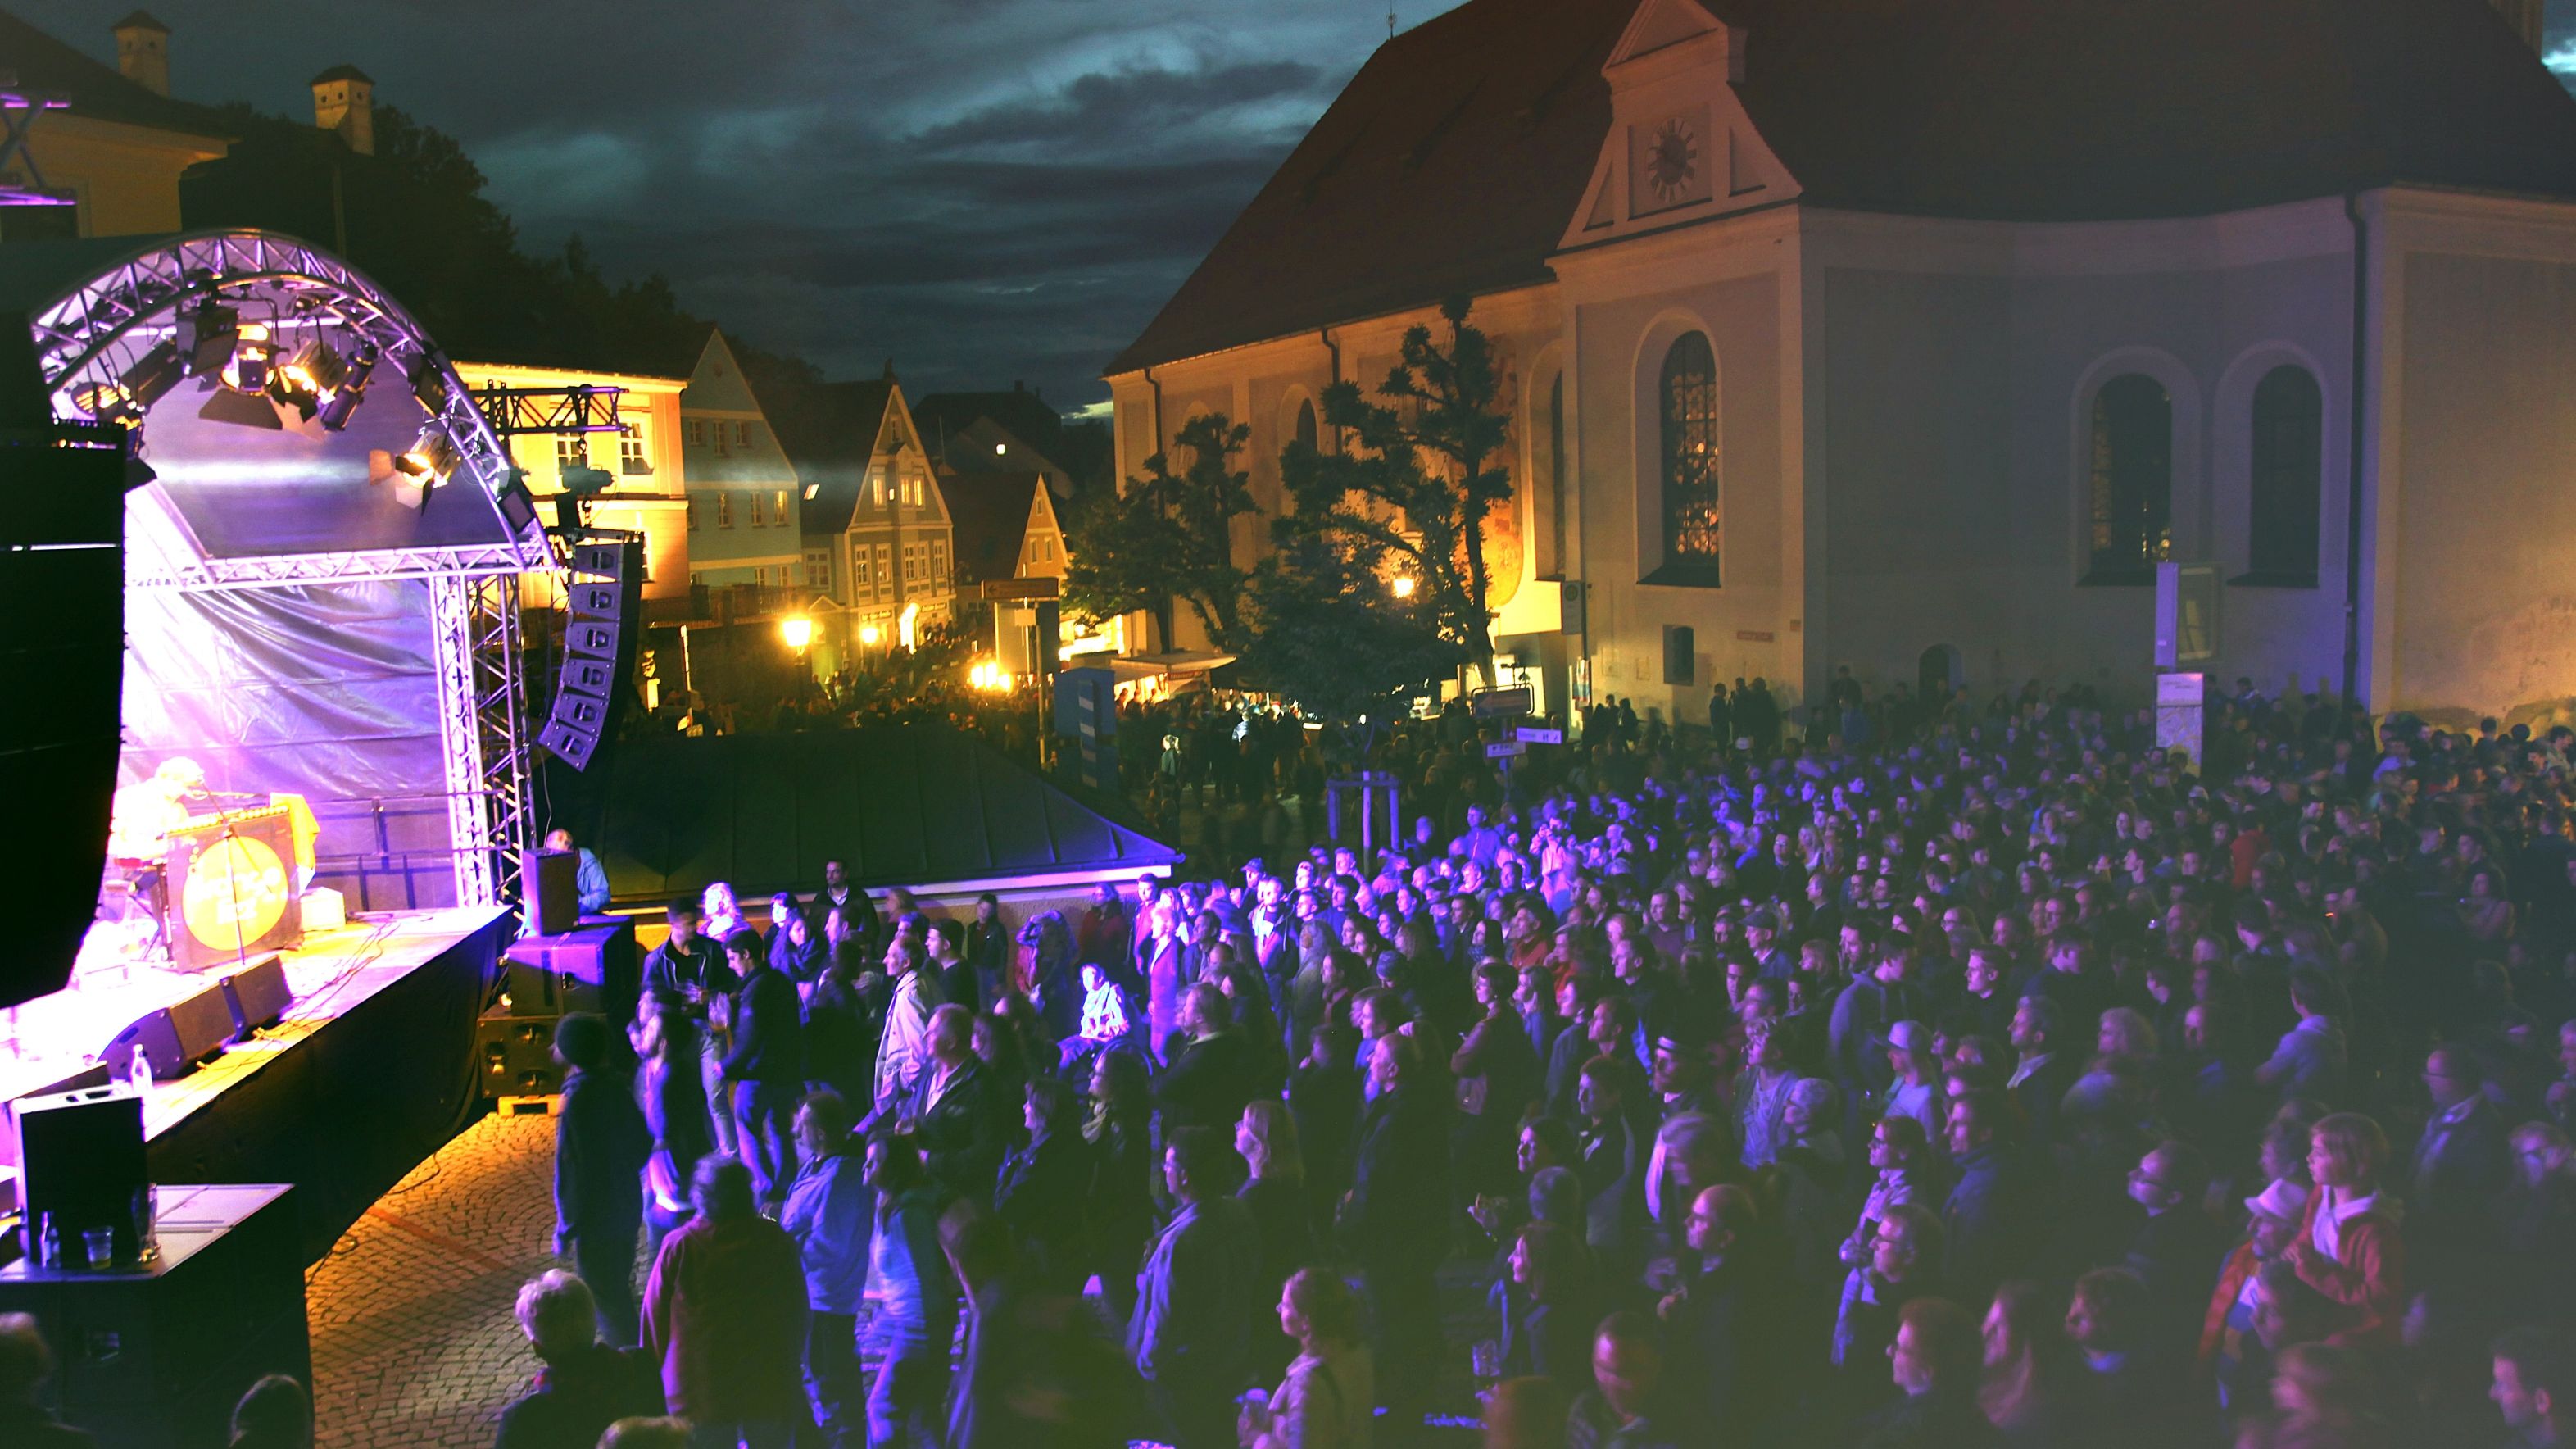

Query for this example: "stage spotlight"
[184,302,238,377]
[223,324,274,393]
[270,339,347,421]
[72,380,139,427]
[313,343,378,432]
[409,355,452,416]
[198,386,283,430]
[392,425,462,492]
[120,341,185,410]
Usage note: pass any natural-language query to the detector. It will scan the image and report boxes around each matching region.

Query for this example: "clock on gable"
[1628,105,1716,217]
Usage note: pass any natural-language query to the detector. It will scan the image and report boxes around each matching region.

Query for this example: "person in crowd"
[1481,1376,1569,1449]
[1157,982,1260,1138]
[864,1133,959,1449]
[0,1313,90,1447]
[1656,1183,1790,1437]
[1493,1219,1597,1401]
[2245,1342,2392,1449]
[1980,1280,2079,1446]
[2286,1112,2406,1350]
[494,1271,662,1449]
[2491,1324,2575,1449]
[638,1156,808,1448]
[1131,1125,1260,1449]
[904,1003,1007,1208]
[1735,1015,1800,1168]
[552,1012,653,1347]
[1237,1099,1319,1379]
[995,1076,1094,1297]
[1837,1203,1948,1405]
[800,935,878,1109]
[703,881,747,943]
[2122,1138,2228,1351]
[542,827,611,915]
[642,898,738,1157]
[1342,1030,1452,1421]
[769,893,822,983]
[1939,1089,2042,1309]
[1241,1267,1375,1449]
[633,992,713,1256]
[721,933,806,1209]
[2408,1044,2511,1279]
[1566,1311,1688,1449]
[1086,1047,1159,1330]
[780,1092,870,1448]
[2202,1177,2314,1415]
[1854,1297,1998,1448]
[2065,1266,2188,1444]
[869,938,941,1120]
[227,1374,311,1449]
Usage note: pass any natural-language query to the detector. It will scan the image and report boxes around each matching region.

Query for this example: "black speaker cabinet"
[102,985,234,1083]
[13,1084,147,1254]
[474,1011,562,1100]
[217,954,290,1040]
[0,1062,111,1172]
[520,848,579,936]
[0,1183,309,1449]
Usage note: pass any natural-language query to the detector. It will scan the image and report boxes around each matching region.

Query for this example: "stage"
[2,908,509,1261]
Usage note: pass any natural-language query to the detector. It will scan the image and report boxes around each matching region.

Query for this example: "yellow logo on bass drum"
[181,834,293,949]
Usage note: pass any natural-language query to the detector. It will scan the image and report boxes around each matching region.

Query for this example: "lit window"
[775,489,789,524]
[556,434,587,470]
[1657,332,1722,584]
[619,423,649,475]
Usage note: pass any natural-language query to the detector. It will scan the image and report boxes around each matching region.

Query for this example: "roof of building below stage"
[1109,0,2576,375]
[592,723,1177,900]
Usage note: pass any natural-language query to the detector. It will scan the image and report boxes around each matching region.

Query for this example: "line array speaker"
[103,983,236,1083]
[537,532,644,771]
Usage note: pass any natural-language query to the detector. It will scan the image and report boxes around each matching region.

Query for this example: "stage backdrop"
[120,577,457,911]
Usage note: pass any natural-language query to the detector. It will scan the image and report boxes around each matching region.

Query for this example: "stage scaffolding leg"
[429,574,535,910]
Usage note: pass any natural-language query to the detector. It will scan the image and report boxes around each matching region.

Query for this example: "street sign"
[981,576,1061,602]
[1472,686,1531,718]
[1515,725,1563,745]
[1485,740,1526,759]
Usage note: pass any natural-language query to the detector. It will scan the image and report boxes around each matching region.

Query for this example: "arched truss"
[26,229,553,588]
[24,230,549,908]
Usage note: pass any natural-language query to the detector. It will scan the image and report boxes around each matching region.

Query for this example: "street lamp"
[1391,575,1417,599]
[859,623,882,647]
[780,615,813,650]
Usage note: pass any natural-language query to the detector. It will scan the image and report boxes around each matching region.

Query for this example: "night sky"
[19,0,2576,416]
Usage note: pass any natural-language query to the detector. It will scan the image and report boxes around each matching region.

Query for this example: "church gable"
[1560,0,1796,251]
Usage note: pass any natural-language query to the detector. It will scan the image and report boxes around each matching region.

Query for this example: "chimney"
[111,11,170,98]
[310,65,375,156]
[2490,0,2544,52]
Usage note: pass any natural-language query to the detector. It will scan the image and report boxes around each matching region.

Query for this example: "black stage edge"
[144,912,510,1262]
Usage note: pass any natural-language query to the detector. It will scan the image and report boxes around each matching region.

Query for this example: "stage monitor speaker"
[219,954,291,1040]
[521,849,578,936]
[0,1062,111,1170]
[14,1084,147,1252]
[539,532,644,772]
[104,985,236,1083]
[0,315,126,1008]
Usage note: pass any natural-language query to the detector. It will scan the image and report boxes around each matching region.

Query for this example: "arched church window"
[1659,332,1721,583]
[2246,365,2321,585]
[2086,373,2172,581]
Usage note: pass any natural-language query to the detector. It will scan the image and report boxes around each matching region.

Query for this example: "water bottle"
[129,1043,152,1097]
[132,1185,158,1262]
[38,1212,61,1270]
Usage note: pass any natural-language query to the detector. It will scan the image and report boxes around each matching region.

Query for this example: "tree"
[1277,295,1515,685]
[1236,532,1463,721]
[1063,412,1258,653]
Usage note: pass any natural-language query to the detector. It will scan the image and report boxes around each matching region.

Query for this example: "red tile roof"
[1111,0,2576,375]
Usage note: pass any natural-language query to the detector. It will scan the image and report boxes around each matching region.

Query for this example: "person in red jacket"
[2284,1111,2406,1351]
[640,1156,810,1445]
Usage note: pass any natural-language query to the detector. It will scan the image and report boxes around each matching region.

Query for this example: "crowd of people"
[505,673,2576,1449]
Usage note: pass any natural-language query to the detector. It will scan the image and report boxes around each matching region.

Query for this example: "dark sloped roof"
[773,377,893,535]
[912,388,1065,457]
[310,64,372,86]
[938,472,1045,584]
[1111,0,2576,375]
[594,724,1178,897]
[0,7,232,141]
[111,11,168,34]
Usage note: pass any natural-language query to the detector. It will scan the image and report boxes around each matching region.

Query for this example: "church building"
[1107,0,2576,726]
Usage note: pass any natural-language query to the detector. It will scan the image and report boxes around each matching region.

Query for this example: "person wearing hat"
[553,1011,654,1347]
[2198,1174,2311,1412]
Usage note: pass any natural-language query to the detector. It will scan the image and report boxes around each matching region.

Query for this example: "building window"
[556,434,587,470]
[686,418,703,446]
[805,550,829,588]
[2086,374,2173,582]
[619,423,649,475]
[1294,399,1317,452]
[932,540,947,583]
[736,420,751,447]
[774,489,790,525]
[875,544,891,589]
[2246,365,2322,585]
[1657,332,1722,584]
[716,492,734,529]
[853,543,872,585]
[750,490,766,527]
[714,422,731,457]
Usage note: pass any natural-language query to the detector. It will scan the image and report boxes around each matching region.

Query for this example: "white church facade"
[1106,0,2576,728]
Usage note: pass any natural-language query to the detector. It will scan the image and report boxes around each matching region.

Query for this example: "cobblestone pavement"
[306,1112,566,1449]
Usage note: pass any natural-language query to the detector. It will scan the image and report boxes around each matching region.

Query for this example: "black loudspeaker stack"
[14,1085,147,1257]
[102,983,236,1083]
[537,533,645,771]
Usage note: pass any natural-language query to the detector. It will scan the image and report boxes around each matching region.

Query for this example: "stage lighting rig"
[184,302,238,377]
[221,323,273,393]
[269,338,348,421]
[409,353,452,416]
[313,343,377,432]
[388,425,461,507]
[71,380,139,427]
[120,341,185,411]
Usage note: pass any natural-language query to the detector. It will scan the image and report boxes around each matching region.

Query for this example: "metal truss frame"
[20,229,558,907]
[478,384,625,438]
[428,573,535,908]
[26,229,555,583]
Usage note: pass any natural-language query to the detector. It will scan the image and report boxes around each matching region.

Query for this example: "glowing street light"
[859,623,882,647]
[780,615,813,650]
[969,658,1014,692]
[1390,575,1417,599]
